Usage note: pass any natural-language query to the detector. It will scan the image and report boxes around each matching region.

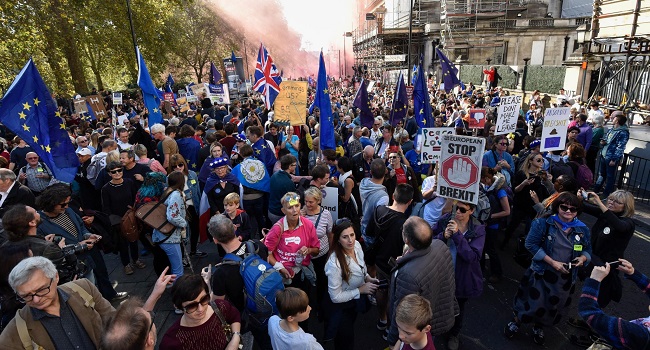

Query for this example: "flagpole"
[407,0,414,84]
[244,38,250,89]
[125,0,138,69]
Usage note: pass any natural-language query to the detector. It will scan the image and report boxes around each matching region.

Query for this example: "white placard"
[112,92,122,105]
[436,134,486,205]
[420,127,455,164]
[540,107,571,152]
[321,186,339,223]
[495,95,522,136]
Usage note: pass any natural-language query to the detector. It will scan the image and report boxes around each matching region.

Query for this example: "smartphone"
[607,261,622,268]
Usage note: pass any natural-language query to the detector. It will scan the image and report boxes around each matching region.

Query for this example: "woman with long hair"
[323,219,378,349]
[198,141,226,188]
[168,154,204,258]
[504,192,592,345]
[335,156,360,223]
[152,171,188,280]
[135,172,168,275]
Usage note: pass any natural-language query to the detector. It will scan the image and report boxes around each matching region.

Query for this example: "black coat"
[0,182,35,217]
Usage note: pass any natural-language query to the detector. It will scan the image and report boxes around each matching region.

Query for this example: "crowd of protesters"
[0,78,647,350]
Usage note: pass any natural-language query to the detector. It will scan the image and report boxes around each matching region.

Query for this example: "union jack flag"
[253,43,282,110]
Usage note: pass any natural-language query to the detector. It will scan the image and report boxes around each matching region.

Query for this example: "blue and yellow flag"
[315,52,335,150]
[413,58,433,128]
[137,46,163,127]
[390,71,408,126]
[0,59,79,183]
[353,79,374,128]
[435,48,462,92]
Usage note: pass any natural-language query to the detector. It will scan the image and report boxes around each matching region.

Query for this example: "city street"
[103,212,650,350]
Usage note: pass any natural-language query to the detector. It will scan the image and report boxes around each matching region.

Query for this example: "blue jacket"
[37,208,96,270]
[601,125,629,162]
[526,216,592,283]
[185,170,200,214]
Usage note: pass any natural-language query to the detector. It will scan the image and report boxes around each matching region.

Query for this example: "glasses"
[456,206,470,214]
[27,157,38,160]
[388,156,398,159]
[183,294,211,314]
[374,124,380,126]
[109,168,123,174]
[534,158,544,163]
[283,194,300,202]
[79,139,88,143]
[174,164,185,168]
[147,310,156,333]
[499,142,508,146]
[16,278,53,303]
[607,198,624,205]
[559,204,578,213]
[58,200,71,208]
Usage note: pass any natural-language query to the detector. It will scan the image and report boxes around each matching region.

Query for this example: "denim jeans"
[595,156,617,196]
[160,243,184,279]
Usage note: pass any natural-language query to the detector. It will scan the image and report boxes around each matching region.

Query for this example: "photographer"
[2,205,88,284]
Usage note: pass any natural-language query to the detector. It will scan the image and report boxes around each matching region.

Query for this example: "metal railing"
[617,154,650,204]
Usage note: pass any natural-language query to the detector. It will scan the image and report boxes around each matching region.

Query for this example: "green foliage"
[525,66,566,94]
[458,65,518,89]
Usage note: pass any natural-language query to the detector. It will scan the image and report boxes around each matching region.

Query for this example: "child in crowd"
[268,288,323,350]
[223,193,252,241]
[393,294,436,350]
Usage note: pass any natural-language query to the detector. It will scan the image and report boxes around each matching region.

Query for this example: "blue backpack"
[221,241,284,325]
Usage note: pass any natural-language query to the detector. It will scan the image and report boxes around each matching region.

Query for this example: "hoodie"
[359,178,389,240]
[366,205,408,273]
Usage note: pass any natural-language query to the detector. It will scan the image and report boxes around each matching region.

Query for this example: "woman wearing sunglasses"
[161,274,241,350]
[323,219,378,349]
[504,192,592,345]
[481,135,515,186]
[432,201,486,350]
[168,154,204,258]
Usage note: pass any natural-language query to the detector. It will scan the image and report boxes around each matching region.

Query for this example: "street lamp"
[344,32,352,78]
[486,58,492,66]
[522,57,530,95]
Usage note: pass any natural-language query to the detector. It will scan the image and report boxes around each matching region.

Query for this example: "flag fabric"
[253,43,282,110]
[232,158,270,193]
[411,65,418,85]
[315,52,335,150]
[231,51,237,63]
[353,79,374,128]
[308,76,314,86]
[137,47,163,127]
[435,48,462,92]
[390,71,408,126]
[0,59,79,183]
[83,100,97,121]
[210,61,222,85]
[165,73,175,93]
[413,59,434,129]
[85,95,107,121]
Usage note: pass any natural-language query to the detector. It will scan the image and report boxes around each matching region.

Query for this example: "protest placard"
[468,109,486,129]
[321,186,339,222]
[436,134,486,205]
[176,96,190,113]
[540,107,571,152]
[495,95,522,135]
[406,86,414,102]
[209,84,230,104]
[190,83,209,99]
[186,89,197,103]
[112,92,122,105]
[420,127,455,164]
[73,98,88,115]
[86,95,107,120]
[273,81,308,126]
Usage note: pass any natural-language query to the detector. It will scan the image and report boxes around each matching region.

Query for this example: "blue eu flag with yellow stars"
[413,58,433,129]
[353,79,374,128]
[390,71,408,126]
[137,46,163,127]
[0,59,79,183]
[435,48,462,92]
[315,51,335,150]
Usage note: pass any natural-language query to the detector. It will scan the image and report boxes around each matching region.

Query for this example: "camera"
[60,242,89,256]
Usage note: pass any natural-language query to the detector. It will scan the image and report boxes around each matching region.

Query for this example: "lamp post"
[522,57,530,97]
[576,24,591,100]
[344,32,352,78]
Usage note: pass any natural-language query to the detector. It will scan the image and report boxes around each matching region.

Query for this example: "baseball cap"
[76,148,92,156]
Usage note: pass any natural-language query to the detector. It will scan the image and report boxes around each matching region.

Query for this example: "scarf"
[552,214,587,231]
[203,171,240,195]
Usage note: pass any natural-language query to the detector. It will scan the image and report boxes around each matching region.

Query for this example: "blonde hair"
[303,187,322,204]
[223,192,240,206]
[607,190,635,218]
[395,294,432,331]
[105,150,120,165]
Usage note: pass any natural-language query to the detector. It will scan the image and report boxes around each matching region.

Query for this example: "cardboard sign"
[176,96,190,113]
[321,186,339,223]
[112,92,123,105]
[85,95,107,120]
[163,92,176,106]
[273,81,308,126]
[436,134,486,205]
[73,98,88,114]
[420,127,455,164]
[366,80,376,92]
[540,107,571,152]
[495,95,522,135]
[209,84,230,104]
[190,83,209,100]
[468,109,486,129]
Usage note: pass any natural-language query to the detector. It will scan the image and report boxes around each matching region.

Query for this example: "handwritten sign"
[274,81,308,126]
[420,127,455,164]
[540,107,571,152]
[495,95,522,135]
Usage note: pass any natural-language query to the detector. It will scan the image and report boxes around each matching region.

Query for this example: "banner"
[436,134,486,205]
[540,107,571,152]
[190,83,209,100]
[176,96,190,113]
[468,109,486,129]
[321,186,339,223]
[366,80,376,92]
[495,95,522,135]
[420,127,455,164]
[112,92,122,105]
[405,86,414,103]
[273,81,308,126]
[186,88,198,103]
[209,84,230,104]
[85,95,107,120]
[73,98,88,114]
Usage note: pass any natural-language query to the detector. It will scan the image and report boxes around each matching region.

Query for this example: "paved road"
[103,212,650,350]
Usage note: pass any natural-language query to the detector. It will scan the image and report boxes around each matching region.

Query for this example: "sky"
[278,0,356,53]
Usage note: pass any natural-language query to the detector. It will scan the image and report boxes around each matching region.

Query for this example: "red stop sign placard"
[440,155,478,189]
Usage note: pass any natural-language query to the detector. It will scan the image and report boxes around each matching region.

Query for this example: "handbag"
[135,194,175,235]
[120,205,141,243]
[210,302,240,347]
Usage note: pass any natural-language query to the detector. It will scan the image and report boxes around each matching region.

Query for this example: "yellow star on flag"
[255,149,261,155]
[33,98,40,106]
[22,124,30,132]
[19,111,26,119]
[323,89,328,95]
[45,145,51,153]
[32,136,38,143]
[55,111,61,117]
[22,102,31,111]
[192,163,197,169]
[153,108,159,113]
[60,122,66,129]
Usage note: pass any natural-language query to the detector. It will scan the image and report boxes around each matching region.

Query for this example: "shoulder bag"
[135,192,175,235]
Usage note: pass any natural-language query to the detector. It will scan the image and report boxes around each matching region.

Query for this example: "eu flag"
[413,59,433,128]
[411,64,418,85]
[165,73,175,93]
[231,51,237,63]
[210,62,222,85]
[353,79,374,128]
[137,47,163,127]
[315,52,335,150]
[83,100,97,121]
[0,59,79,183]
[390,71,408,126]
[435,48,462,92]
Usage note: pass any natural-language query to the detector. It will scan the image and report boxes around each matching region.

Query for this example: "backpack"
[220,241,284,327]
[549,158,574,181]
[572,161,594,190]
[410,196,436,218]
[472,186,491,224]
[86,153,107,186]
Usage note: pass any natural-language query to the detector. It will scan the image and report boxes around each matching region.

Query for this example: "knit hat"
[209,157,229,168]
[528,139,541,149]
[235,133,246,142]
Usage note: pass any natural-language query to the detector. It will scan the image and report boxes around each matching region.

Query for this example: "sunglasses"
[109,168,123,174]
[534,158,544,163]
[182,294,210,314]
[388,156,398,159]
[58,200,71,208]
[79,139,88,142]
[456,206,470,213]
[559,204,578,213]
[499,142,508,146]
[283,194,300,202]
[174,164,185,168]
